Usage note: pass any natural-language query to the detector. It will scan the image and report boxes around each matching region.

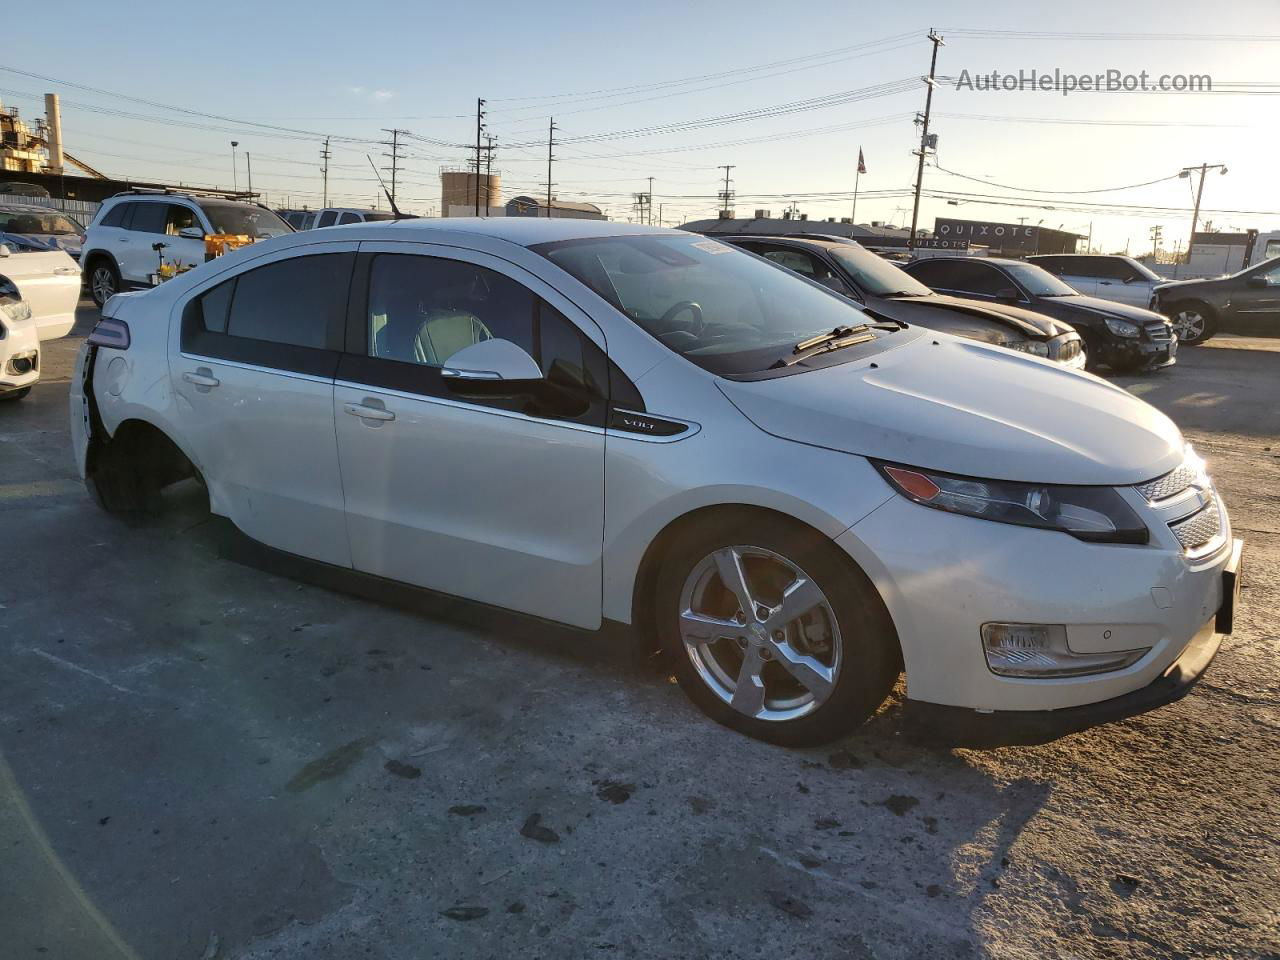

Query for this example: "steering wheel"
[659,300,704,336]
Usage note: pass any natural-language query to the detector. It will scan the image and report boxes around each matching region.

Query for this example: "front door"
[171,244,357,566]
[1227,260,1280,335]
[333,243,608,629]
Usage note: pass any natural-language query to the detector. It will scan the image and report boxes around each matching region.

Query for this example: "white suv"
[1028,255,1164,309]
[82,191,292,306]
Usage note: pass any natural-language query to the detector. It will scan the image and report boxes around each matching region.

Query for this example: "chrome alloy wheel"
[678,545,841,722]
[91,265,117,304]
[1170,309,1206,342]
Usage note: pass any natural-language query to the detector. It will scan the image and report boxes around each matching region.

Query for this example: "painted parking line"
[0,479,84,501]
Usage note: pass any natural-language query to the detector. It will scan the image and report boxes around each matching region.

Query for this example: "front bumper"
[836,493,1237,714]
[1095,333,1177,370]
[0,314,40,392]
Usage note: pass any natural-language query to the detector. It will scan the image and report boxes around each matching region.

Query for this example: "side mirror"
[441,338,543,384]
[1247,275,1268,288]
[178,226,205,240]
[0,244,9,258]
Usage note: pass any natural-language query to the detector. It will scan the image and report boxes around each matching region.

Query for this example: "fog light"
[981,623,1149,678]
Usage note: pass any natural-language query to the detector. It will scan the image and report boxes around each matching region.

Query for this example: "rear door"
[116,201,170,285]
[171,243,357,566]
[90,201,136,280]
[1046,256,1099,297]
[332,242,608,628]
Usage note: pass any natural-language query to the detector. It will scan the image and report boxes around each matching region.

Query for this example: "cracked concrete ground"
[1,303,1277,959]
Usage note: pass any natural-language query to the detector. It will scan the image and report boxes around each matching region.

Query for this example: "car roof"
[327,217,683,247]
[910,256,1025,267]
[718,234,860,249]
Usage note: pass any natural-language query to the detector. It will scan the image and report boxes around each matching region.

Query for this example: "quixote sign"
[933,218,1038,251]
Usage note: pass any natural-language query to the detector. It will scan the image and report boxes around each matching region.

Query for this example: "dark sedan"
[715,235,1085,368]
[902,256,1176,373]
[1152,256,1280,345]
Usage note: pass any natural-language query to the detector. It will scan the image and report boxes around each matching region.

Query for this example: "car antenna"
[366,155,409,220]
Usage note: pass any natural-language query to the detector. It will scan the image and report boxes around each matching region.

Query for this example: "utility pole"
[1150,224,1163,261]
[718,164,735,218]
[546,117,557,218]
[382,128,406,209]
[485,135,495,214]
[647,176,654,225]
[320,137,331,207]
[1180,163,1228,263]
[909,29,944,250]
[230,141,239,193]
[475,99,486,216]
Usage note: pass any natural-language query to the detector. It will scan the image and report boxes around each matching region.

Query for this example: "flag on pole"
[857,148,867,175]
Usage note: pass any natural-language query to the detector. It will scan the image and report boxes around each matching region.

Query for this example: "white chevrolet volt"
[70,219,1243,745]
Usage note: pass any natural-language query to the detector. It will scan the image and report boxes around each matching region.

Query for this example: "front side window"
[317,211,337,228]
[99,203,132,228]
[165,204,202,236]
[338,212,362,225]
[908,259,1008,296]
[534,234,882,375]
[197,201,291,238]
[367,254,537,366]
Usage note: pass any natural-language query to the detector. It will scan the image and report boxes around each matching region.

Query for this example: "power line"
[932,164,1184,195]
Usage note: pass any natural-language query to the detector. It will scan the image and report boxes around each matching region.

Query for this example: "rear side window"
[129,202,168,235]
[338,212,362,225]
[317,211,337,228]
[99,203,132,228]
[226,255,349,348]
[194,278,235,334]
[909,259,1007,294]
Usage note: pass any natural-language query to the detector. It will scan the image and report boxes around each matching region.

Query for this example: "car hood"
[1057,294,1168,324]
[889,293,1073,338]
[717,334,1183,485]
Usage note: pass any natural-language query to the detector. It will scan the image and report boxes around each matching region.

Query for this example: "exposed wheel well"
[89,418,200,514]
[630,504,849,641]
[1166,298,1216,318]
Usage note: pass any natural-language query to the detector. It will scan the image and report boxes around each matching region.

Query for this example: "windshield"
[1121,257,1161,282]
[1001,262,1079,297]
[0,209,83,235]
[826,244,934,297]
[197,201,292,238]
[535,234,881,375]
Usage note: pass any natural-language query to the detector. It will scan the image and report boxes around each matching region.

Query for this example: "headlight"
[1104,317,1140,338]
[1007,339,1049,357]
[873,461,1149,544]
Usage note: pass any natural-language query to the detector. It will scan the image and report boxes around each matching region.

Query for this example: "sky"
[3,0,1278,254]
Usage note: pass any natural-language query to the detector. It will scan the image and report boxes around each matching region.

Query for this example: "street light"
[231,141,239,193]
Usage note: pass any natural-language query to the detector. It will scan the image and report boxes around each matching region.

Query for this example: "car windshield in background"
[1001,262,1079,297]
[535,233,880,375]
[0,208,82,234]
[197,201,292,238]
[1125,258,1162,282]
[826,244,934,297]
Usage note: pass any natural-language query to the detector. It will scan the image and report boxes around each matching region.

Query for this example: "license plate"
[1216,539,1244,634]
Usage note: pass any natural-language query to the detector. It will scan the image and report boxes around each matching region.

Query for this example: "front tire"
[1166,301,1217,346]
[88,258,120,308]
[655,512,900,746]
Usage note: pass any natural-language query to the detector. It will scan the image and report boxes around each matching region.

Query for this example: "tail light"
[87,317,130,349]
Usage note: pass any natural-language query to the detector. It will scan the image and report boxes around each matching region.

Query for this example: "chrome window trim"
[179,353,334,386]
[334,378,607,436]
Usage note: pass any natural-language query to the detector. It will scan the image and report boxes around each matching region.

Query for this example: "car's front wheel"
[1166,301,1217,346]
[656,512,900,746]
[88,258,120,308]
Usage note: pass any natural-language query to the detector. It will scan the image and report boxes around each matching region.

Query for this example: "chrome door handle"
[182,369,220,388]
[344,401,395,422]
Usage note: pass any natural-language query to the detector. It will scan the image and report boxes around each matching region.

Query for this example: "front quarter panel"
[601,360,894,624]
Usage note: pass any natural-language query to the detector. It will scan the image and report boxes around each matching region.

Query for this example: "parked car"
[81,190,293,307]
[71,221,1241,746]
[0,203,86,261]
[279,209,318,230]
[310,207,397,229]
[903,256,1177,373]
[0,244,80,400]
[1027,254,1162,309]
[719,235,1084,368]
[1150,256,1280,345]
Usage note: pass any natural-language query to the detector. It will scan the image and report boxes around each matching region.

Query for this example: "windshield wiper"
[776,324,875,367]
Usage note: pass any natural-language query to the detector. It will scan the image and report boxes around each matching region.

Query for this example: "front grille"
[1135,463,1201,502]
[1169,499,1223,553]
[1144,321,1173,342]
